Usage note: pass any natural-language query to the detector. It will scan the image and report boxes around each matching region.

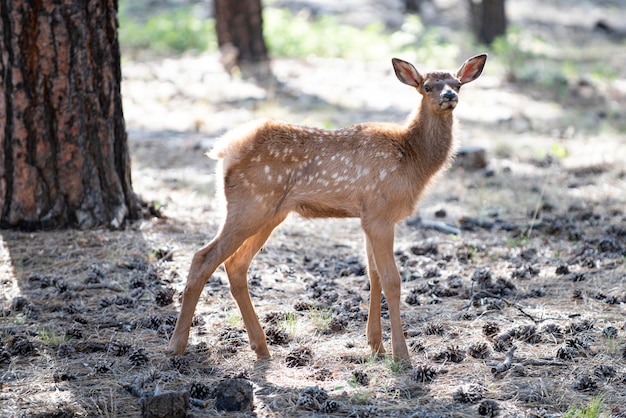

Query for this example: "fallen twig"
[122,376,147,398]
[406,216,461,235]
[69,282,125,292]
[465,290,557,323]
[189,397,210,408]
[521,359,569,367]
[491,346,517,375]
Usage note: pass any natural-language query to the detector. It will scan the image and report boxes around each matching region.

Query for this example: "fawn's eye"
[424,85,431,93]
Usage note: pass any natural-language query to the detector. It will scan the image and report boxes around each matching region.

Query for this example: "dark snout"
[443,90,457,100]
[439,90,458,110]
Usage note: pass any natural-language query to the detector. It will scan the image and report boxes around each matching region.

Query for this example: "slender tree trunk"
[0,0,139,230]
[468,0,507,45]
[214,0,268,68]
[404,0,424,13]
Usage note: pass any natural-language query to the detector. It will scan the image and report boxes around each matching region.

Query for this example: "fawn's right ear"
[392,58,422,88]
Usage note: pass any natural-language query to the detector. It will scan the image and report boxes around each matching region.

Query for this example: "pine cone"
[320,399,339,413]
[413,364,437,383]
[155,287,175,307]
[94,361,112,373]
[478,400,500,417]
[189,381,212,400]
[468,342,490,359]
[129,348,149,366]
[285,346,312,368]
[573,375,597,392]
[482,322,500,338]
[108,340,131,356]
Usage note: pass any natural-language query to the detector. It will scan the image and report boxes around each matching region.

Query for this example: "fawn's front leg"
[363,221,410,364]
[365,236,385,356]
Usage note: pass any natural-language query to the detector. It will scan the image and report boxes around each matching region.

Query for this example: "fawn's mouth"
[439,99,458,110]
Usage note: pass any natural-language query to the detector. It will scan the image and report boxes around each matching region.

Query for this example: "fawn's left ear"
[455,54,487,85]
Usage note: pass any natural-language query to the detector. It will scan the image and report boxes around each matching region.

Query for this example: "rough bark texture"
[0,0,139,230]
[468,0,507,45]
[214,0,268,64]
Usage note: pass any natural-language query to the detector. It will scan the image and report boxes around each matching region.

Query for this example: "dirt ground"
[1,0,626,417]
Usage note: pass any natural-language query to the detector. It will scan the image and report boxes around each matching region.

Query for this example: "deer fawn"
[167,54,487,363]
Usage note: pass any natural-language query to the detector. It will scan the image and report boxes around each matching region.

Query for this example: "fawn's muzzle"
[439,91,458,109]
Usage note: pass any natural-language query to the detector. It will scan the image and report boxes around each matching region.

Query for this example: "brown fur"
[168,54,487,363]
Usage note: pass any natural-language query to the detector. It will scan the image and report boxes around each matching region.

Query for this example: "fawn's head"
[392,54,487,115]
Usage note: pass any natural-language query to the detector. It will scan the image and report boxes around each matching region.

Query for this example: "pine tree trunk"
[214,0,268,66]
[0,0,139,230]
[468,0,507,45]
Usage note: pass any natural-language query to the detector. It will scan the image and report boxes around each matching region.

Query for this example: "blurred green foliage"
[563,395,604,418]
[117,3,458,67]
[118,4,216,54]
[263,8,386,59]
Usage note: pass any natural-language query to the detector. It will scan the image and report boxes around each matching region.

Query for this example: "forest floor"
[2,0,626,417]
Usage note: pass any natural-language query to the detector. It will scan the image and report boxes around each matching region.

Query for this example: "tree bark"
[214,0,268,67]
[468,0,507,45]
[0,0,139,230]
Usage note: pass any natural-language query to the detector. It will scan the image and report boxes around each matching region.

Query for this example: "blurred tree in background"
[468,0,507,45]
[214,0,269,74]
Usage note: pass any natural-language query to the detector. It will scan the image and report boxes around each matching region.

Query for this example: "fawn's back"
[212,119,425,222]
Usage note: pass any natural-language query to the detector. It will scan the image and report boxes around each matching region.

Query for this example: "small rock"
[456,145,488,170]
[602,326,618,339]
[434,208,447,218]
[214,378,254,412]
[53,370,77,383]
[555,264,570,275]
[141,391,189,418]
[11,296,29,312]
[478,399,500,417]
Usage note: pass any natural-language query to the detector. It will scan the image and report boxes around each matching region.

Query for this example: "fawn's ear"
[455,53,487,85]
[392,58,423,88]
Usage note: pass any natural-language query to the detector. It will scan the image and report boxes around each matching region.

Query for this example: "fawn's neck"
[404,103,456,176]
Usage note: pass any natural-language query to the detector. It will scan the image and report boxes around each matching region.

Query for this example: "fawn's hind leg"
[167,208,275,356]
[224,213,287,359]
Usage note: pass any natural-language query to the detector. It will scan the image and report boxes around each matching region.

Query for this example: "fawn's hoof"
[166,341,186,357]
[254,348,271,360]
[369,343,386,357]
[394,356,413,370]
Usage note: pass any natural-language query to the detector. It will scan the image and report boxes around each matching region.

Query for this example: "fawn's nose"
[442,90,457,101]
